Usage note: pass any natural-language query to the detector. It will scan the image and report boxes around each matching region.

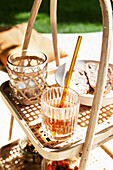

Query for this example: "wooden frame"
[3,0,113,169]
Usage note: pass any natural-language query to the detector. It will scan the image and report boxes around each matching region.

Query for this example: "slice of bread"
[70,68,90,95]
[84,62,113,95]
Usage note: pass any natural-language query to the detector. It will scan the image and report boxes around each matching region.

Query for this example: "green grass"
[0,0,112,33]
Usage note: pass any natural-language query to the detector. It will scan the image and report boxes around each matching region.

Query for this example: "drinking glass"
[41,87,80,140]
[7,50,47,105]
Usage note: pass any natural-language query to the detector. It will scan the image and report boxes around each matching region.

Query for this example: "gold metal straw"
[60,36,82,107]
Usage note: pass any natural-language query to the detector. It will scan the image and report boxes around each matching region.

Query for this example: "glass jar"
[19,136,43,169]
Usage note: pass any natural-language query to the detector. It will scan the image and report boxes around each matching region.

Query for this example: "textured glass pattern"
[41,87,80,140]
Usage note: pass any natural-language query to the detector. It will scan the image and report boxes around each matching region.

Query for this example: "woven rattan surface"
[1,80,113,151]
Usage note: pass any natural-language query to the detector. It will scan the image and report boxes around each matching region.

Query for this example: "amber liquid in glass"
[41,100,77,139]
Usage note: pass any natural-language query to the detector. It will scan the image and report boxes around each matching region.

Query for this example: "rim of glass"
[41,87,80,110]
[7,49,47,68]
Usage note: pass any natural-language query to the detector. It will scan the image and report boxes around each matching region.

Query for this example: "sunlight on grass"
[0,0,109,33]
[15,13,30,20]
[57,23,102,33]
[1,12,102,33]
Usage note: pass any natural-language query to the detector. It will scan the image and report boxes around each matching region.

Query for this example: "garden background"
[0,0,112,33]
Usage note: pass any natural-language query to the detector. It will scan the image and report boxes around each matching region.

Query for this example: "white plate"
[55,60,113,106]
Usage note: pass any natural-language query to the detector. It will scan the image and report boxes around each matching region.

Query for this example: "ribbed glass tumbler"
[7,50,47,105]
[41,87,80,140]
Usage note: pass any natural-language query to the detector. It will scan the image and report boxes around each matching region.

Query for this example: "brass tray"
[0,80,113,160]
[0,139,42,170]
[0,139,113,170]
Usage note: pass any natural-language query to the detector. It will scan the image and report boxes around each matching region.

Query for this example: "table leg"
[101,144,113,159]
[8,114,14,141]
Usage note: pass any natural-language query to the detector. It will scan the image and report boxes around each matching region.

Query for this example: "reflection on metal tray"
[0,81,113,160]
[1,139,113,170]
[0,139,42,170]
